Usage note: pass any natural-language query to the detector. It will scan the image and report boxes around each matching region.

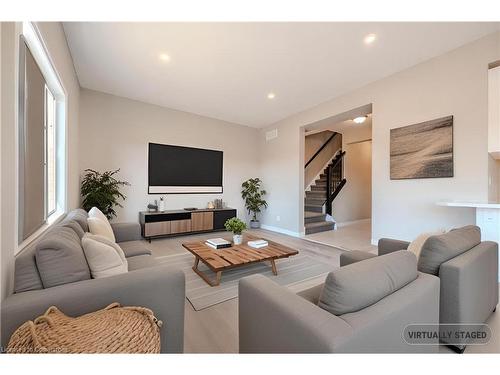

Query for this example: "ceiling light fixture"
[267,92,276,100]
[364,33,377,45]
[353,116,367,124]
[159,53,171,62]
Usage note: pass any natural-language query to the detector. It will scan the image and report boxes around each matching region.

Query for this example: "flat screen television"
[148,143,223,194]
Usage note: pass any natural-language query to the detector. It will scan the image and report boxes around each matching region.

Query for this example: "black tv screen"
[148,143,223,194]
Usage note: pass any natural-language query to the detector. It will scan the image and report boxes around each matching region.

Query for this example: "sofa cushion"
[59,219,85,239]
[408,231,444,260]
[66,209,89,232]
[81,233,128,278]
[417,225,481,275]
[119,241,152,258]
[88,217,116,242]
[318,250,418,315]
[126,254,158,271]
[14,244,44,293]
[35,226,91,288]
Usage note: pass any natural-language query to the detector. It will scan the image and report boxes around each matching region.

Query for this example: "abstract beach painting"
[390,116,453,179]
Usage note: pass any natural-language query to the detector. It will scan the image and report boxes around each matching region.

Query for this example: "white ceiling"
[63,22,500,128]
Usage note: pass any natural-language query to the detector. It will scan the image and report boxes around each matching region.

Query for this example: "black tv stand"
[139,208,237,242]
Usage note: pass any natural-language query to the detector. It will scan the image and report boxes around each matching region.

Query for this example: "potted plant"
[81,169,130,219]
[241,178,268,229]
[224,217,247,245]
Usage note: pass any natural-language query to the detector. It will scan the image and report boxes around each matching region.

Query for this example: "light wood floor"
[145,228,500,354]
[305,220,377,253]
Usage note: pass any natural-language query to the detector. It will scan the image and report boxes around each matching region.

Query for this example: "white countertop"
[437,201,500,209]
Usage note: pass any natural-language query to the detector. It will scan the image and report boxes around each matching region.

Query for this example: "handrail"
[304,132,337,169]
[330,151,346,169]
[325,151,346,215]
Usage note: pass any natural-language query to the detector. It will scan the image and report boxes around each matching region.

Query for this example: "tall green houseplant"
[81,169,130,219]
[241,178,268,228]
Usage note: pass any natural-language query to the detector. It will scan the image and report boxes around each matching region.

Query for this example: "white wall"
[331,123,372,223]
[259,32,500,241]
[0,22,80,300]
[78,89,260,223]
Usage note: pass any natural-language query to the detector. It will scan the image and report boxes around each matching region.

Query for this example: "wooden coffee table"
[182,235,299,286]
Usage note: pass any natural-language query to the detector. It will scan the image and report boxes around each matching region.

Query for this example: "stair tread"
[305,221,335,228]
[304,211,325,218]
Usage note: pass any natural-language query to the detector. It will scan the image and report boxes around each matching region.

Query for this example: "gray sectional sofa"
[340,225,499,352]
[239,250,440,353]
[1,209,185,353]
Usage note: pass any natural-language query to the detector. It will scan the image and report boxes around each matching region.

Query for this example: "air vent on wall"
[265,128,278,141]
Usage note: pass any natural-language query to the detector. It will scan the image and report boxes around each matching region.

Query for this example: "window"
[45,85,57,216]
[17,22,67,248]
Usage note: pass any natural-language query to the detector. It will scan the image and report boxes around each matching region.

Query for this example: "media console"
[139,208,237,241]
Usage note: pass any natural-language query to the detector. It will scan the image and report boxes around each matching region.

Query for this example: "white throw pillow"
[407,231,445,260]
[82,233,128,278]
[87,217,116,242]
[88,206,108,222]
[88,207,115,237]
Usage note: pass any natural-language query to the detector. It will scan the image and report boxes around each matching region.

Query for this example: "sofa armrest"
[1,265,185,353]
[378,238,410,256]
[111,222,142,242]
[340,250,377,267]
[439,241,498,326]
[238,275,354,353]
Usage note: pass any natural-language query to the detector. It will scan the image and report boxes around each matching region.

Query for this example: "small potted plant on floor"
[224,217,247,245]
[241,178,268,229]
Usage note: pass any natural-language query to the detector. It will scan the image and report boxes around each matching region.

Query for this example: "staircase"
[304,148,346,235]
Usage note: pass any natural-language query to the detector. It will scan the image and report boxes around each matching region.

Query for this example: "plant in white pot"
[241,178,268,229]
[224,217,247,245]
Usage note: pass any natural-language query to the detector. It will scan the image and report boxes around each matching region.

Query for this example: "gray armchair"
[239,251,440,353]
[340,225,499,352]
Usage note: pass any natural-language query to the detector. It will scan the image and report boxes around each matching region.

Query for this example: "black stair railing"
[325,151,346,215]
[305,132,338,168]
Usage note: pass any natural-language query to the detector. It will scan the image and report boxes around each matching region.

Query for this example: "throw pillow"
[407,230,445,260]
[88,206,108,222]
[87,217,116,242]
[81,233,128,278]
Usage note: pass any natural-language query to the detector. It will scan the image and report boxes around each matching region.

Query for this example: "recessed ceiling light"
[267,92,276,100]
[364,33,377,45]
[159,53,171,62]
[353,116,367,124]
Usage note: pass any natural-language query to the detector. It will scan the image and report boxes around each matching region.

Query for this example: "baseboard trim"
[260,224,302,238]
[336,218,371,228]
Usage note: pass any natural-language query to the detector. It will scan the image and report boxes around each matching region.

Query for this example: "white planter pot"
[233,234,243,245]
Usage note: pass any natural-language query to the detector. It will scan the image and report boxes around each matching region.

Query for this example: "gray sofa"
[1,209,185,353]
[340,225,499,352]
[239,250,440,353]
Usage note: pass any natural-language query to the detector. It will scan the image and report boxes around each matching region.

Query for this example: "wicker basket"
[7,302,162,354]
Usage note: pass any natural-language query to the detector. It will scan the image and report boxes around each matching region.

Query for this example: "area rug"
[153,252,334,311]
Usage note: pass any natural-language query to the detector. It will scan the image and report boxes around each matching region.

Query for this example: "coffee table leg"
[270,259,278,275]
[192,256,222,287]
[215,271,222,286]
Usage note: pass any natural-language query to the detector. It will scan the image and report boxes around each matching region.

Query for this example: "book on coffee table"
[247,239,269,248]
[205,238,232,250]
